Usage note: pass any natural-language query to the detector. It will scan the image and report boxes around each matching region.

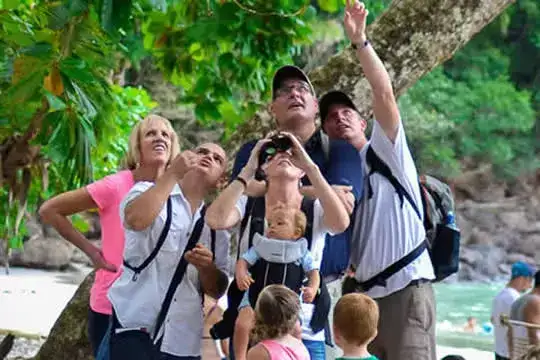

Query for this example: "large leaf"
[7,69,45,104]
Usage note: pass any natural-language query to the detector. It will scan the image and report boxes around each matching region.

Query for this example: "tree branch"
[227,0,516,150]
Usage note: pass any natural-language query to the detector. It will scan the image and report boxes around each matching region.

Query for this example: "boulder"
[498,211,529,232]
[10,235,74,270]
[506,253,536,265]
[508,234,540,257]
[467,228,492,246]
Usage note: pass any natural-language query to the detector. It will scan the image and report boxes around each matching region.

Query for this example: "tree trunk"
[32,272,95,360]
[227,0,516,151]
[32,0,515,358]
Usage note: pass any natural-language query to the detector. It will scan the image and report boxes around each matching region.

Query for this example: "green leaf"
[2,0,19,10]
[21,42,53,57]
[317,0,342,13]
[7,70,45,104]
[60,58,94,83]
[44,91,67,112]
[48,4,71,30]
[100,0,114,32]
[8,234,24,249]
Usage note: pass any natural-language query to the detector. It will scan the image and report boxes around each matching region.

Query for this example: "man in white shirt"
[492,262,535,360]
[109,143,231,360]
[319,1,436,359]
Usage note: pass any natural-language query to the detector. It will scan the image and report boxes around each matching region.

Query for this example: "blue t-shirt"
[231,130,364,277]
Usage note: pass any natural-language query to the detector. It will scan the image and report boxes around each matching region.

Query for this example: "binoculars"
[255,134,293,180]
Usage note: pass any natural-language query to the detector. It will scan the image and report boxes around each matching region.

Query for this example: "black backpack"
[354,146,460,291]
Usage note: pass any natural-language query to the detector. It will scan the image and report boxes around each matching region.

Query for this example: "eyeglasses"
[275,83,311,98]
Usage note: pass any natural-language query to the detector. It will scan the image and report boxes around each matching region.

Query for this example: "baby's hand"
[236,272,254,291]
[302,286,317,303]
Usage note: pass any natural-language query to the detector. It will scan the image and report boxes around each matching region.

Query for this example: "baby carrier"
[210,196,331,339]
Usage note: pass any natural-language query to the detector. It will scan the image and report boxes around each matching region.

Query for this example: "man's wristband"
[235,176,248,188]
[352,39,370,51]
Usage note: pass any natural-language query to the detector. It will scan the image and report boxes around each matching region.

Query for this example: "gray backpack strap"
[320,130,330,163]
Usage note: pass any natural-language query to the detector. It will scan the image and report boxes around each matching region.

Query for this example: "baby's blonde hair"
[123,114,180,170]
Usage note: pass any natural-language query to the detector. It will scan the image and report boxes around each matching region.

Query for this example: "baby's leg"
[233,306,255,360]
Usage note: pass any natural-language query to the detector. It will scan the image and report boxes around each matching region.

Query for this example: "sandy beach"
[0,266,495,360]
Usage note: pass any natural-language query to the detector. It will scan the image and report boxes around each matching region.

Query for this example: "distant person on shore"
[491,261,536,360]
[333,293,379,360]
[463,316,478,333]
[39,115,180,355]
[509,270,540,357]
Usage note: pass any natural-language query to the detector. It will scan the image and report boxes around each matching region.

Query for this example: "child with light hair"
[247,284,310,360]
[333,293,380,360]
[234,203,320,360]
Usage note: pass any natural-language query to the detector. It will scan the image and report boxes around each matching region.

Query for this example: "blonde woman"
[39,114,180,355]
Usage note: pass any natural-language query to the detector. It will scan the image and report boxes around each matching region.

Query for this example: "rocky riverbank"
[454,174,540,282]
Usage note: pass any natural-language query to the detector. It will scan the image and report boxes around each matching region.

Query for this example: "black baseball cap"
[272,65,315,99]
[319,90,359,124]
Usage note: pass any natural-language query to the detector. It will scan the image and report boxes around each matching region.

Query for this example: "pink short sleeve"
[87,174,121,210]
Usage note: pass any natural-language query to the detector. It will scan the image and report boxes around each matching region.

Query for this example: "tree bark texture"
[32,271,94,360]
[30,0,515,358]
[227,0,516,151]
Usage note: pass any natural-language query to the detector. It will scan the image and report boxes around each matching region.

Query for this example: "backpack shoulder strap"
[238,197,255,260]
[123,197,172,281]
[153,206,208,341]
[300,197,315,250]
[211,228,216,262]
[320,130,331,163]
[366,145,421,220]
[248,197,266,248]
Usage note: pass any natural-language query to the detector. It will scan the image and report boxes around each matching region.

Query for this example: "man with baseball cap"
[320,1,438,359]
[492,261,536,360]
[231,67,363,282]
[228,32,363,360]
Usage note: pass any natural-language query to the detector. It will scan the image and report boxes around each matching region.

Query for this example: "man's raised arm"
[345,0,400,142]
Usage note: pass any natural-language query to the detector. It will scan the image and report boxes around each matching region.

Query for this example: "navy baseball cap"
[272,65,315,99]
[319,90,359,124]
[511,261,535,279]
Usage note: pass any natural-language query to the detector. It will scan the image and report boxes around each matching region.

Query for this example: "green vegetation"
[0,0,539,252]
[402,0,540,178]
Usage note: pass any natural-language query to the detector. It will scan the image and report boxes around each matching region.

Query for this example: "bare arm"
[206,139,268,230]
[524,298,540,345]
[123,170,177,230]
[345,0,400,142]
[205,179,246,230]
[124,151,197,230]
[306,269,320,292]
[235,258,254,291]
[185,243,228,299]
[39,188,115,271]
[301,185,354,215]
[304,165,350,234]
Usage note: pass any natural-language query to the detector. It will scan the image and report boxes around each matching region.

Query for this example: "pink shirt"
[260,339,310,360]
[86,170,134,314]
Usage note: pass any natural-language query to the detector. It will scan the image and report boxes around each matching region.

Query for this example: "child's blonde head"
[251,285,300,343]
[266,202,307,240]
[333,293,379,347]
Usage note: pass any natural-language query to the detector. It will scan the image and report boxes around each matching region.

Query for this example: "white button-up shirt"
[350,121,435,299]
[108,182,230,357]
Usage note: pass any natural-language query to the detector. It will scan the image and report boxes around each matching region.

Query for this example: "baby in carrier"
[233,202,321,360]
